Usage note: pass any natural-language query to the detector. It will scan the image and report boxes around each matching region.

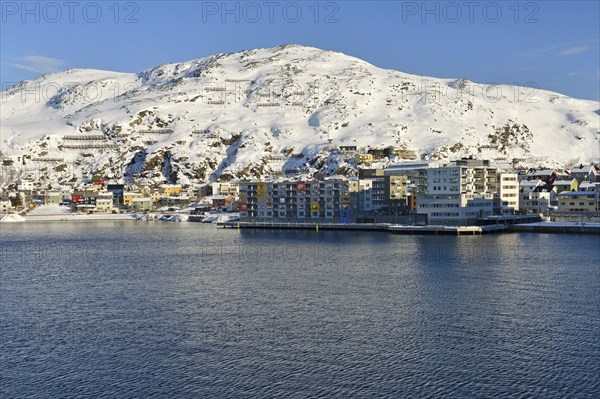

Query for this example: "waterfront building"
[498,173,519,213]
[558,191,599,213]
[123,192,143,206]
[519,180,546,211]
[523,188,556,214]
[132,197,153,212]
[417,161,497,225]
[359,168,411,212]
[95,192,115,213]
[240,179,351,223]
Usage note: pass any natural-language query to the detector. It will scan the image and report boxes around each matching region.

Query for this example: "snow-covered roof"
[527,169,555,176]
[578,181,599,189]
[520,179,545,186]
[552,180,576,185]
[324,175,347,181]
[558,191,597,197]
[571,165,596,173]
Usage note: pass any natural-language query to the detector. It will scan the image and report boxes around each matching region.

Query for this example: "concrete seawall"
[218,222,509,235]
[511,223,600,235]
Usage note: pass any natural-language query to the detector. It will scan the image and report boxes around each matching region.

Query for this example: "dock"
[217,221,510,235]
[511,222,600,235]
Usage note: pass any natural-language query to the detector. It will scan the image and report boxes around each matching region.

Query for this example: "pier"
[217,221,510,235]
[511,222,600,235]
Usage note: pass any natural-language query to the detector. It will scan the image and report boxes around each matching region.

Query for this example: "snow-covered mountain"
[1,44,599,185]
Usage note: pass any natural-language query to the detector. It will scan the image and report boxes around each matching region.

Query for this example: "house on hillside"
[570,165,599,183]
[132,197,153,212]
[524,169,557,185]
[552,179,578,194]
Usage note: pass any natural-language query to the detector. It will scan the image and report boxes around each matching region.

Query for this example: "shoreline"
[217,221,600,235]
[17,213,138,222]
[4,214,600,235]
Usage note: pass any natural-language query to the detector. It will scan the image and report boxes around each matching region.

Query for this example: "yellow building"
[355,154,373,164]
[44,192,62,205]
[123,192,143,206]
[160,184,183,197]
[395,148,418,160]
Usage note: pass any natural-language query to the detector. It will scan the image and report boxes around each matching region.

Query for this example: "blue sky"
[1,0,599,100]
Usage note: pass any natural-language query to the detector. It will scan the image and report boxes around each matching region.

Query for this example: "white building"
[95,192,114,213]
[417,163,497,225]
[0,200,13,214]
[523,189,556,214]
[519,179,546,211]
[16,179,34,192]
[211,181,240,196]
[498,173,519,213]
[132,197,153,212]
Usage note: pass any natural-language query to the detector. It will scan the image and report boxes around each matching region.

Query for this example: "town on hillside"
[2,153,599,227]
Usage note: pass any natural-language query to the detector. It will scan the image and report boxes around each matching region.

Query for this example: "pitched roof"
[520,179,545,186]
[558,191,597,197]
[552,179,576,185]
[527,169,555,176]
[571,165,596,173]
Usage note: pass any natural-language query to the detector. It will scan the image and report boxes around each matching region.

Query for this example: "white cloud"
[559,46,591,56]
[5,55,67,74]
[519,41,598,58]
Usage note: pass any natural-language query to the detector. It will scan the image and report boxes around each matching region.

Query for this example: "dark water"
[1,222,599,398]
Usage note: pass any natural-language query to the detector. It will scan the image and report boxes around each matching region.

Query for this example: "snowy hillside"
[1,44,599,186]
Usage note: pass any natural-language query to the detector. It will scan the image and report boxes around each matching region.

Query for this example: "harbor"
[218,220,600,235]
[218,221,511,235]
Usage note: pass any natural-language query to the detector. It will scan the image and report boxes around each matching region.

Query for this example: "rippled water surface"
[1,222,599,398]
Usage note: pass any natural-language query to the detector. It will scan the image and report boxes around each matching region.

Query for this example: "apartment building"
[558,191,599,213]
[348,178,374,212]
[359,168,411,211]
[384,161,441,200]
[239,179,351,223]
[417,162,497,225]
[498,173,519,213]
[95,192,115,213]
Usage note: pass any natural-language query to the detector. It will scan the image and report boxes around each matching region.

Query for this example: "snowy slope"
[1,44,599,186]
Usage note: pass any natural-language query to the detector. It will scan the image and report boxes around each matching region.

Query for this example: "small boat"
[159,214,181,222]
